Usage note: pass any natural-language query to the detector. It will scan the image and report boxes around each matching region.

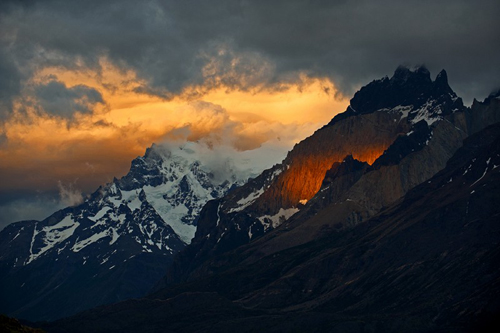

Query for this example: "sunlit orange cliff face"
[255,111,410,213]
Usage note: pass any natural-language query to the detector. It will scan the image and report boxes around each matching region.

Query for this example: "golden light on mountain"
[254,111,409,212]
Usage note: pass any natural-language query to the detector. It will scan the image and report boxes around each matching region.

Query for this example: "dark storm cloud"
[0,0,499,116]
[34,80,104,118]
[0,47,22,119]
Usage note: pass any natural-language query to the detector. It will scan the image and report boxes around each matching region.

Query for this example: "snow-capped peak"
[11,140,285,266]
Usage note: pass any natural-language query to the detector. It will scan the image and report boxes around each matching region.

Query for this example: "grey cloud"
[0,0,499,117]
[0,47,22,119]
[57,181,83,206]
[0,191,64,230]
[0,182,83,230]
[34,80,104,118]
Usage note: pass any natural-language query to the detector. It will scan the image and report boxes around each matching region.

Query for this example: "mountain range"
[0,141,272,321]
[1,66,499,332]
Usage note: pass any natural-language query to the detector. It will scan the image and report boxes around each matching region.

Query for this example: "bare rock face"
[254,110,410,214]
[255,66,465,215]
[216,112,471,262]
[346,115,468,215]
[469,90,500,134]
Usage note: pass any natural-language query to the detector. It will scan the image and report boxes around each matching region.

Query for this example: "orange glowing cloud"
[0,58,349,196]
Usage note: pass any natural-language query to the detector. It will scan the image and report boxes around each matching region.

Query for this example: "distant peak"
[392,66,411,80]
[434,69,449,87]
[435,69,448,82]
[477,88,500,105]
[143,144,163,161]
[488,89,500,99]
[327,65,463,128]
[342,154,354,163]
[391,65,431,83]
[432,69,455,97]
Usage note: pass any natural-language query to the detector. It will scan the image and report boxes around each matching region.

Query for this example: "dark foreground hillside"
[41,122,500,332]
[0,314,45,333]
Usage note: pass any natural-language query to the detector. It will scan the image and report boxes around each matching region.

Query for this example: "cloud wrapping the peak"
[150,137,289,186]
[159,100,319,152]
[57,181,83,207]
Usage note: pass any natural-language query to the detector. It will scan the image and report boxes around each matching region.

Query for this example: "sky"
[0,0,499,229]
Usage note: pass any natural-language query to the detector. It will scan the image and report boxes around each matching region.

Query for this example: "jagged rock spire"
[328,66,462,127]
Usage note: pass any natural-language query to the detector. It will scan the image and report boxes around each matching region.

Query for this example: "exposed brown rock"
[254,111,409,214]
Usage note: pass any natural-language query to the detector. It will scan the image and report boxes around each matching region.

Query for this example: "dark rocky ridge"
[328,66,462,126]
[0,314,45,333]
[370,120,432,168]
[469,90,500,134]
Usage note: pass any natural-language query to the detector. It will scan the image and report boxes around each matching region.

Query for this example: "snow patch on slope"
[410,100,442,126]
[258,207,299,231]
[26,215,79,264]
[228,188,265,213]
[89,207,111,222]
[72,229,109,252]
